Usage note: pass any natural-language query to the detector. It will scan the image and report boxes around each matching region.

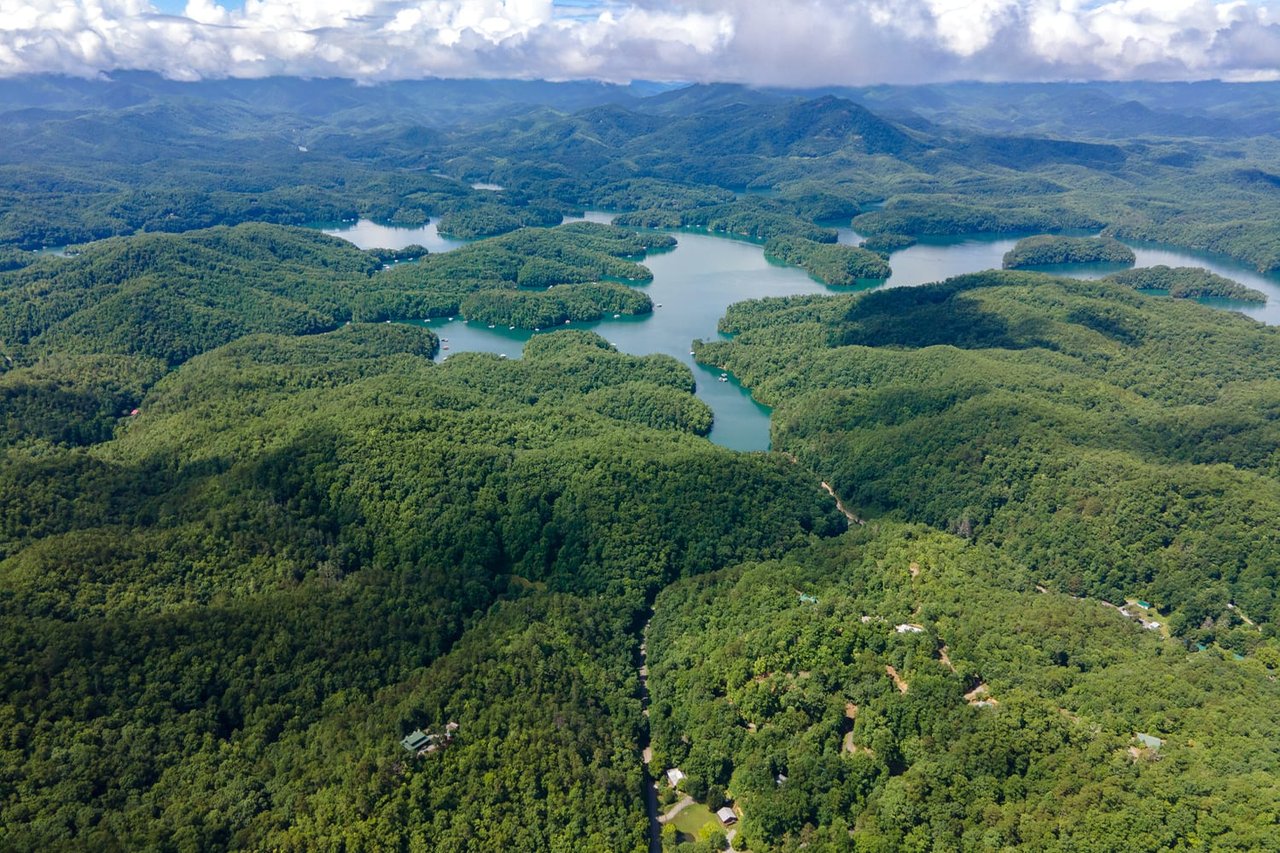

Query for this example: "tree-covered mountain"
[648,524,1280,851]
[696,272,1280,633]
[2,76,1280,852]
[0,318,844,850]
[5,76,1280,271]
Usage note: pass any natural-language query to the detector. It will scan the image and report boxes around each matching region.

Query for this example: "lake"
[322,217,1280,451]
[321,219,469,253]
[837,228,1280,326]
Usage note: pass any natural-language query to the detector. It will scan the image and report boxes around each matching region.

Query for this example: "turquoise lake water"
[324,216,1280,451]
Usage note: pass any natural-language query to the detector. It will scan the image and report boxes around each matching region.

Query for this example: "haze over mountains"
[2,34,1280,853]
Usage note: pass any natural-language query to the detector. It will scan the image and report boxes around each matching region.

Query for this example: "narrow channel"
[323,216,1280,454]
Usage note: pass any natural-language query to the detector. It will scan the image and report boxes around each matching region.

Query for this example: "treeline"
[460,281,651,328]
[694,271,1280,634]
[4,81,1280,278]
[0,324,846,850]
[436,201,567,239]
[764,235,891,285]
[0,221,670,382]
[367,244,428,265]
[852,199,1103,238]
[615,198,838,244]
[0,224,380,368]
[859,233,916,253]
[0,135,585,249]
[647,525,1280,851]
[357,222,670,323]
[1002,234,1136,269]
[1105,265,1267,302]
[589,178,735,212]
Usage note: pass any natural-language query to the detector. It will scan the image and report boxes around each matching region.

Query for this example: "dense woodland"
[697,272,1280,636]
[1001,235,1136,269]
[764,237,891,286]
[1105,265,1267,302]
[649,526,1280,851]
[1,75,1280,850]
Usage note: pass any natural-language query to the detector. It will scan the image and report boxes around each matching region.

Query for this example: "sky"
[0,0,1276,85]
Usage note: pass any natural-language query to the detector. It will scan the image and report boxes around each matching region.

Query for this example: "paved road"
[638,614,661,853]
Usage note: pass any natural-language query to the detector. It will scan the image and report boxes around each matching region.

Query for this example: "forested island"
[1002,234,1137,269]
[763,236,890,285]
[460,280,652,328]
[858,232,916,253]
[1105,264,1268,302]
[2,74,1280,852]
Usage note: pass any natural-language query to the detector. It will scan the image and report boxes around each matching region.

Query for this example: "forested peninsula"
[2,75,1280,852]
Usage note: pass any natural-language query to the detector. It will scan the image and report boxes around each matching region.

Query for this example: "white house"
[666,768,685,787]
[717,807,738,825]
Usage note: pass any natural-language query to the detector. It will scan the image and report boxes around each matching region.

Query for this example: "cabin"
[799,593,818,604]
[716,807,738,826]
[401,730,431,752]
[895,623,925,634]
[666,768,685,787]
[401,722,460,756]
[1135,733,1165,751]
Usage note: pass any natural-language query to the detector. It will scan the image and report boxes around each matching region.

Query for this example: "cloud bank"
[0,0,1276,84]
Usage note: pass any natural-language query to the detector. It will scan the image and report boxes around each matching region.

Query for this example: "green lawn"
[671,802,721,842]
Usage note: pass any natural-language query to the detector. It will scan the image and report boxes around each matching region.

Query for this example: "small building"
[1135,733,1165,751]
[799,593,818,604]
[717,807,738,826]
[401,723,459,756]
[401,730,431,752]
[666,768,685,787]
[895,623,925,634]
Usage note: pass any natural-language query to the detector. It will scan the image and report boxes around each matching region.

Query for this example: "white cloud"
[0,0,1275,83]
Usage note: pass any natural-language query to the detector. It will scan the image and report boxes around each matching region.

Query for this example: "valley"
[2,73,1280,852]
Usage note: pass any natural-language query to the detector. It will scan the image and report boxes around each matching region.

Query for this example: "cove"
[323,217,1280,452]
[835,226,1280,324]
[320,219,469,254]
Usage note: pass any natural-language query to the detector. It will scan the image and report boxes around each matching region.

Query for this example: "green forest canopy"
[1,79,1280,851]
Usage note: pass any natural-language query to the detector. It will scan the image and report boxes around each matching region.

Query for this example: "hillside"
[2,78,1280,851]
[696,271,1280,632]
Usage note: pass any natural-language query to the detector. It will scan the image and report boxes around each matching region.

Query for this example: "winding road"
[638,614,661,853]
[821,481,865,526]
